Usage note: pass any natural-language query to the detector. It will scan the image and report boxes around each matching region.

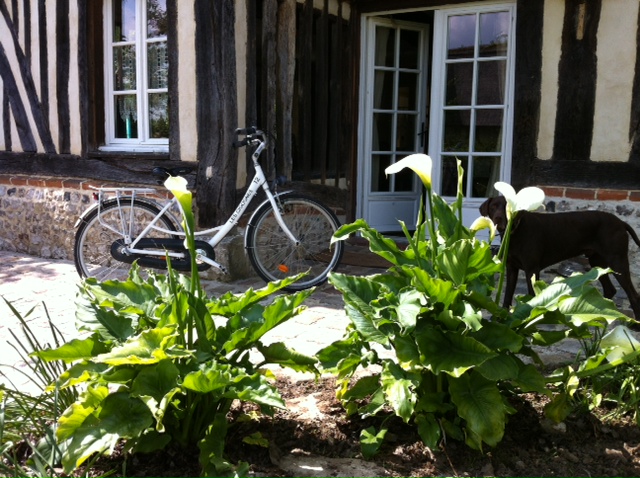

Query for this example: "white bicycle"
[73,127,344,291]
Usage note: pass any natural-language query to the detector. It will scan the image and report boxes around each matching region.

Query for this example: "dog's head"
[479,196,508,236]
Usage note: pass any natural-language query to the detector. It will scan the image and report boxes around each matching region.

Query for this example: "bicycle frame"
[93,130,299,274]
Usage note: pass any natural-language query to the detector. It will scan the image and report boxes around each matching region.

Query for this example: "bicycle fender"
[243,190,293,248]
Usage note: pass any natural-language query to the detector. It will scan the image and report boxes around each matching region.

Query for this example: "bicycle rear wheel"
[74,198,179,282]
[246,194,344,291]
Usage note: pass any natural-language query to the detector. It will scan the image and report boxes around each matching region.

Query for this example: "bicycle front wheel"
[246,194,344,291]
[74,199,179,282]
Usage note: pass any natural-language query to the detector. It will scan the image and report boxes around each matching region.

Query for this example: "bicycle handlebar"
[233,126,265,149]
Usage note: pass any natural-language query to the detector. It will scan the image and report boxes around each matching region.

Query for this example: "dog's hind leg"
[502,264,519,308]
[588,253,618,299]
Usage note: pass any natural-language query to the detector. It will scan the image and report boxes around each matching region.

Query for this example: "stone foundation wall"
[0,175,252,281]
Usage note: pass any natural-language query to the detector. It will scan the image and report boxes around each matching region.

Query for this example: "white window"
[103,0,169,152]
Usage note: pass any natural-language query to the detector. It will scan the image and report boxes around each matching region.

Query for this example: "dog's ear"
[479,198,492,216]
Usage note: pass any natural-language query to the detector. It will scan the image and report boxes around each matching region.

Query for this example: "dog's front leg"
[503,264,519,308]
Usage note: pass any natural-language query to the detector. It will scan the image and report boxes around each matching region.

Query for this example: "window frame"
[102,0,169,152]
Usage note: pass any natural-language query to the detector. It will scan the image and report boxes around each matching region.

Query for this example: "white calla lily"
[470,216,496,242]
[494,181,545,219]
[600,325,640,362]
[385,154,433,189]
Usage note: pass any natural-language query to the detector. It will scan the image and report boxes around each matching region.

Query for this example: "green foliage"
[319,160,635,455]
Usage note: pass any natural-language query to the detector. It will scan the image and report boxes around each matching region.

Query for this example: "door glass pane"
[149,93,169,138]
[399,29,420,69]
[115,95,138,138]
[443,110,470,152]
[441,156,467,197]
[395,166,415,192]
[113,0,136,42]
[446,63,472,106]
[447,14,475,59]
[479,11,509,57]
[477,60,506,104]
[375,26,395,66]
[371,154,391,192]
[113,45,137,90]
[398,72,418,110]
[147,0,168,38]
[475,109,503,152]
[374,71,395,109]
[148,41,168,89]
[372,113,393,151]
[472,156,500,197]
[396,114,417,151]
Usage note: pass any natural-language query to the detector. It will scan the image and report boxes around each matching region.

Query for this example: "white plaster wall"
[537,0,564,160]
[46,0,59,154]
[177,1,198,162]
[592,0,639,162]
[69,0,82,155]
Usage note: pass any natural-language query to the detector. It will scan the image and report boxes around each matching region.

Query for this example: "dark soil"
[87,376,640,477]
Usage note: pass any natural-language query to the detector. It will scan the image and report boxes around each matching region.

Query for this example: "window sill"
[88,150,170,160]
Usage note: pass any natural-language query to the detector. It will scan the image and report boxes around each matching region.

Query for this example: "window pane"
[374,71,394,109]
[113,0,136,42]
[472,156,500,198]
[372,113,393,151]
[148,41,168,89]
[149,93,169,138]
[113,45,137,90]
[441,156,466,197]
[446,62,472,106]
[398,72,418,110]
[443,110,470,152]
[477,60,506,105]
[479,11,509,57]
[147,0,168,38]
[115,95,138,138]
[399,29,419,69]
[371,154,391,192]
[474,109,503,152]
[396,114,417,151]
[447,14,475,59]
[375,26,395,67]
[394,166,414,192]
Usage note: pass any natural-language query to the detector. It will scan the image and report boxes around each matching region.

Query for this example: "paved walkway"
[1,249,626,394]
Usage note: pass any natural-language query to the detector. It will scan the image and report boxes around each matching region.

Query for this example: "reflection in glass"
[474,109,503,152]
[441,156,466,197]
[375,26,395,67]
[113,0,136,42]
[374,71,394,110]
[147,42,168,89]
[115,95,138,138]
[399,29,419,69]
[396,114,417,151]
[147,0,168,38]
[371,154,391,192]
[479,11,509,57]
[149,93,169,138]
[477,60,506,104]
[398,72,418,110]
[446,62,472,106]
[372,113,393,151]
[113,45,137,91]
[472,156,500,197]
[447,15,475,59]
[443,110,470,152]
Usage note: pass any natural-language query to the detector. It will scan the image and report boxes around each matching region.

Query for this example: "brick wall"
[0,175,252,280]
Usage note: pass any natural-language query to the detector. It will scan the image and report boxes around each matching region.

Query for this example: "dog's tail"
[626,223,640,248]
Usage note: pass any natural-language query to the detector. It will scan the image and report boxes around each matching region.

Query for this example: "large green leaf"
[437,240,472,286]
[416,327,497,376]
[257,342,318,373]
[360,425,388,459]
[36,335,110,363]
[415,413,441,449]
[94,327,190,365]
[332,219,411,266]
[449,371,507,448]
[82,278,161,317]
[558,288,627,326]
[469,322,523,353]
[60,392,153,473]
[75,299,135,341]
[131,359,181,401]
[381,362,417,423]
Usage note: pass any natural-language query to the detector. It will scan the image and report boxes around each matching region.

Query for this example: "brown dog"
[480,196,640,318]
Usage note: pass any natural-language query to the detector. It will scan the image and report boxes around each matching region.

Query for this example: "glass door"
[429,4,516,229]
[359,18,429,232]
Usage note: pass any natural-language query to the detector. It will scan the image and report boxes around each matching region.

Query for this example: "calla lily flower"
[385,154,433,189]
[470,216,496,242]
[494,182,545,220]
[600,325,640,363]
[164,176,192,214]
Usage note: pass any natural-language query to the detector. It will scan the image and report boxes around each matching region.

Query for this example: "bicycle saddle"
[152,166,194,179]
